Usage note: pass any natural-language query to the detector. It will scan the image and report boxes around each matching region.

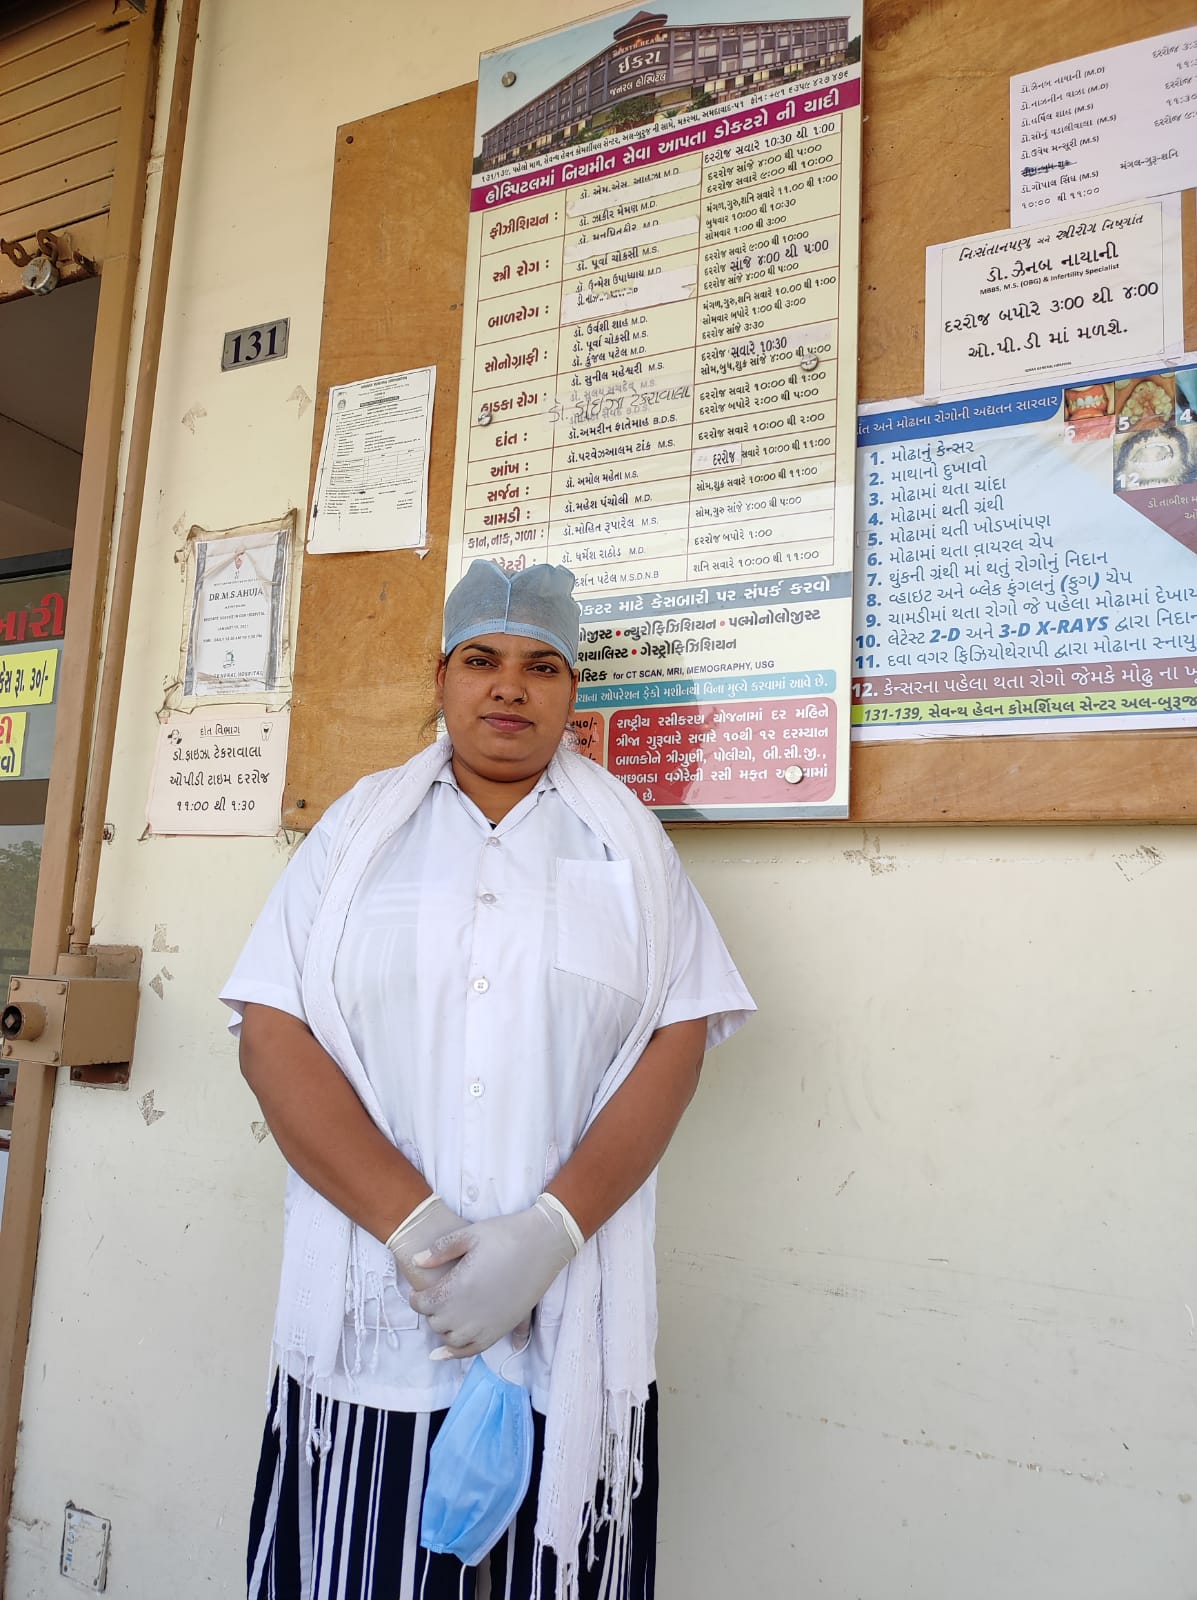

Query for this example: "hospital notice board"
[285,0,1197,828]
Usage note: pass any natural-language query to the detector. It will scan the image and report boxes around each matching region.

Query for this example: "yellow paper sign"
[0,648,58,708]
[0,710,27,777]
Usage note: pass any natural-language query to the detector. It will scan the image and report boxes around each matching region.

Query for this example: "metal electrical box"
[2,949,140,1073]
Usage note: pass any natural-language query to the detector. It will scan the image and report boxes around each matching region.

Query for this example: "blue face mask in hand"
[420,1354,534,1567]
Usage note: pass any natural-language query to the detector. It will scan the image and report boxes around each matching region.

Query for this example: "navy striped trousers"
[247,1377,659,1600]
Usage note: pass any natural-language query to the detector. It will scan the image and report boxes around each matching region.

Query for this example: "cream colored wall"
[7,3,1195,1595]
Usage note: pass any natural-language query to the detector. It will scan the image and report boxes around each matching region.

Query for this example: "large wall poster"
[853,360,1197,739]
[446,4,863,818]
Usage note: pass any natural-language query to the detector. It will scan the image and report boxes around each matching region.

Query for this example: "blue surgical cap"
[443,560,580,667]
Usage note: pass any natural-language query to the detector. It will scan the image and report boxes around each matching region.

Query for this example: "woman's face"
[436,631,578,786]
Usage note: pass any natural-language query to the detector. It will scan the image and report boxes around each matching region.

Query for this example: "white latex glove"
[385,1195,467,1293]
[408,1195,581,1359]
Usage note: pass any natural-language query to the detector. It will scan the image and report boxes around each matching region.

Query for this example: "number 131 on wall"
[221,317,289,371]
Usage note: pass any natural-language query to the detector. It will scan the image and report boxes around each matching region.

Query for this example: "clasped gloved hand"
[408,1193,584,1359]
[385,1195,468,1292]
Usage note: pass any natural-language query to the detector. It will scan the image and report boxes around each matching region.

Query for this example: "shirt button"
[466,1184,479,1202]
[487,837,501,849]
[469,1081,485,1098]
[480,892,497,905]
[472,977,490,993]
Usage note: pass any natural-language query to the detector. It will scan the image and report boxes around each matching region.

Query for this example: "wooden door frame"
[0,4,161,1584]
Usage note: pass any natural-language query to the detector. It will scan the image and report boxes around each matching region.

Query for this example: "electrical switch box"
[2,963,139,1069]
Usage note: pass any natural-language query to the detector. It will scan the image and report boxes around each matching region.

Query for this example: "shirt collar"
[435,749,556,831]
[434,749,556,796]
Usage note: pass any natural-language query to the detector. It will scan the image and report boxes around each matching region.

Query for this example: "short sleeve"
[219,793,352,1037]
[657,837,755,1050]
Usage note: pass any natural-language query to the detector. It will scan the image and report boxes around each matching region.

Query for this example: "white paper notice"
[925,197,1183,395]
[183,522,290,696]
[308,368,435,554]
[146,710,288,836]
[1011,26,1197,223]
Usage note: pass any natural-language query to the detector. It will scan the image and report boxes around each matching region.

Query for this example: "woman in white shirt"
[223,560,753,1600]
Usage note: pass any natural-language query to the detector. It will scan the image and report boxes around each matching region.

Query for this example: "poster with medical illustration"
[853,360,1197,740]
[444,3,863,819]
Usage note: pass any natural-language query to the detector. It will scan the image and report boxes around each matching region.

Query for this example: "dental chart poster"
[853,361,1197,740]
[1010,25,1197,223]
[444,4,863,819]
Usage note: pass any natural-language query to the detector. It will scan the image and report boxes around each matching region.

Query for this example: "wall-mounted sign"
[0,648,58,708]
[308,367,436,554]
[448,3,865,821]
[0,586,65,644]
[145,709,289,836]
[925,197,1183,396]
[180,515,294,699]
[1010,25,1197,225]
[853,359,1197,741]
[0,570,69,781]
[221,317,289,372]
[0,712,27,778]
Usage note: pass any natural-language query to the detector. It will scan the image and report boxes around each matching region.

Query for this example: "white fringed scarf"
[275,737,674,1599]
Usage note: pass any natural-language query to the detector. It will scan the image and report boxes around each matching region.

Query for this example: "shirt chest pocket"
[553,858,645,1003]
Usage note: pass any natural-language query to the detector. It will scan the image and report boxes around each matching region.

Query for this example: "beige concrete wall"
[7,4,1194,1595]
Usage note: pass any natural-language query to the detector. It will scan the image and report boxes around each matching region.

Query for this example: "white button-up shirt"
[223,757,754,1411]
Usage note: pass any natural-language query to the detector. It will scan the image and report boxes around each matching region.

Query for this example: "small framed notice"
[180,514,295,700]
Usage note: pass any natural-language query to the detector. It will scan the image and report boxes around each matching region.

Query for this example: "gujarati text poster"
[853,361,1197,739]
[145,710,289,837]
[446,3,863,819]
[925,197,1183,396]
[0,573,67,782]
[1010,26,1197,224]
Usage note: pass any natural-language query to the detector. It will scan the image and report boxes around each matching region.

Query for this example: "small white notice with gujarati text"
[1010,26,1197,223]
[146,709,289,836]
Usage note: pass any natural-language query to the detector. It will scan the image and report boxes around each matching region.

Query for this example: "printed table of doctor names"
[447,71,862,819]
